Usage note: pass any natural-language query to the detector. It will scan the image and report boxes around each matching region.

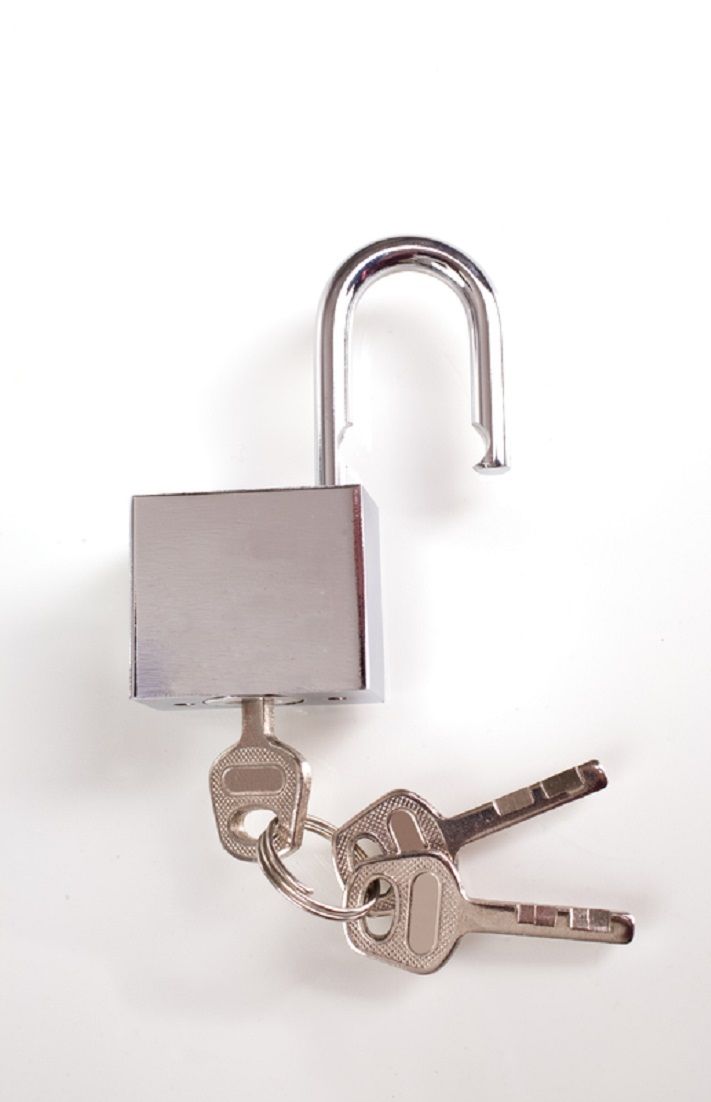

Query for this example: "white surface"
[1,2,709,1099]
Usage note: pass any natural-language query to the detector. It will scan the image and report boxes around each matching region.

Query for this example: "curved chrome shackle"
[315,236,508,486]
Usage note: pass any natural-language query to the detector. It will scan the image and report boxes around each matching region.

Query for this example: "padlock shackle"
[315,236,508,486]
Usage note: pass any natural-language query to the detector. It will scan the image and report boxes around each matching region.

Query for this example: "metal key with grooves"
[209,698,310,862]
[345,850,634,974]
[333,760,607,884]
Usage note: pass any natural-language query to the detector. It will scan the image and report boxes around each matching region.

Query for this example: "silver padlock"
[130,237,507,709]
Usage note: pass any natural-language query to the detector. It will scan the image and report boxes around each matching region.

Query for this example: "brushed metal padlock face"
[131,485,382,707]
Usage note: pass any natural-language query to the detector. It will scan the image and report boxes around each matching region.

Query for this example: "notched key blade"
[465,896,635,944]
[442,758,609,855]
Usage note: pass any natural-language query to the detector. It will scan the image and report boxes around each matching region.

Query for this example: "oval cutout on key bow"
[222,764,285,794]
[407,871,442,955]
[362,876,396,942]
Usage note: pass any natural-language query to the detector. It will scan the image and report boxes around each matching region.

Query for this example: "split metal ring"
[256,815,379,922]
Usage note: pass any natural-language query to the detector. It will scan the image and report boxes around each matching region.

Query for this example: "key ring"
[256,815,379,922]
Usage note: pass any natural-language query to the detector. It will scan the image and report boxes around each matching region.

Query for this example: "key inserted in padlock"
[209,697,311,861]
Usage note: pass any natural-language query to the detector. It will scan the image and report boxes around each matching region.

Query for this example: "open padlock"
[130,236,507,710]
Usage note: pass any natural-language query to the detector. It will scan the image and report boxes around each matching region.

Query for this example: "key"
[344,851,634,974]
[333,760,607,885]
[209,697,311,862]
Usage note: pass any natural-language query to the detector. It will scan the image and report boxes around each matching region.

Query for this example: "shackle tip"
[471,420,508,475]
[475,458,509,475]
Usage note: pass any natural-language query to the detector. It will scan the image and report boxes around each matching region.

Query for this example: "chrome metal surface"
[209,698,310,862]
[131,485,383,706]
[345,851,634,974]
[333,761,607,884]
[131,236,505,712]
[257,816,378,922]
[316,236,507,485]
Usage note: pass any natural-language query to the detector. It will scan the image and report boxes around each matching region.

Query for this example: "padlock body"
[131,485,383,707]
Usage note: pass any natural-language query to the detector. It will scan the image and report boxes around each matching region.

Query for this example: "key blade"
[463,897,635,944]
[442,759,608,855]
[239,697,275,747]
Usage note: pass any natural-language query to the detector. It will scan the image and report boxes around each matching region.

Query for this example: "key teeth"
[539,760,607,800]
[516,903,557,928]
[570,906,611,933]
[568,907,635,943]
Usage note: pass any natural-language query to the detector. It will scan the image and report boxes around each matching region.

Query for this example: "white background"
[1,2,710,1099]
